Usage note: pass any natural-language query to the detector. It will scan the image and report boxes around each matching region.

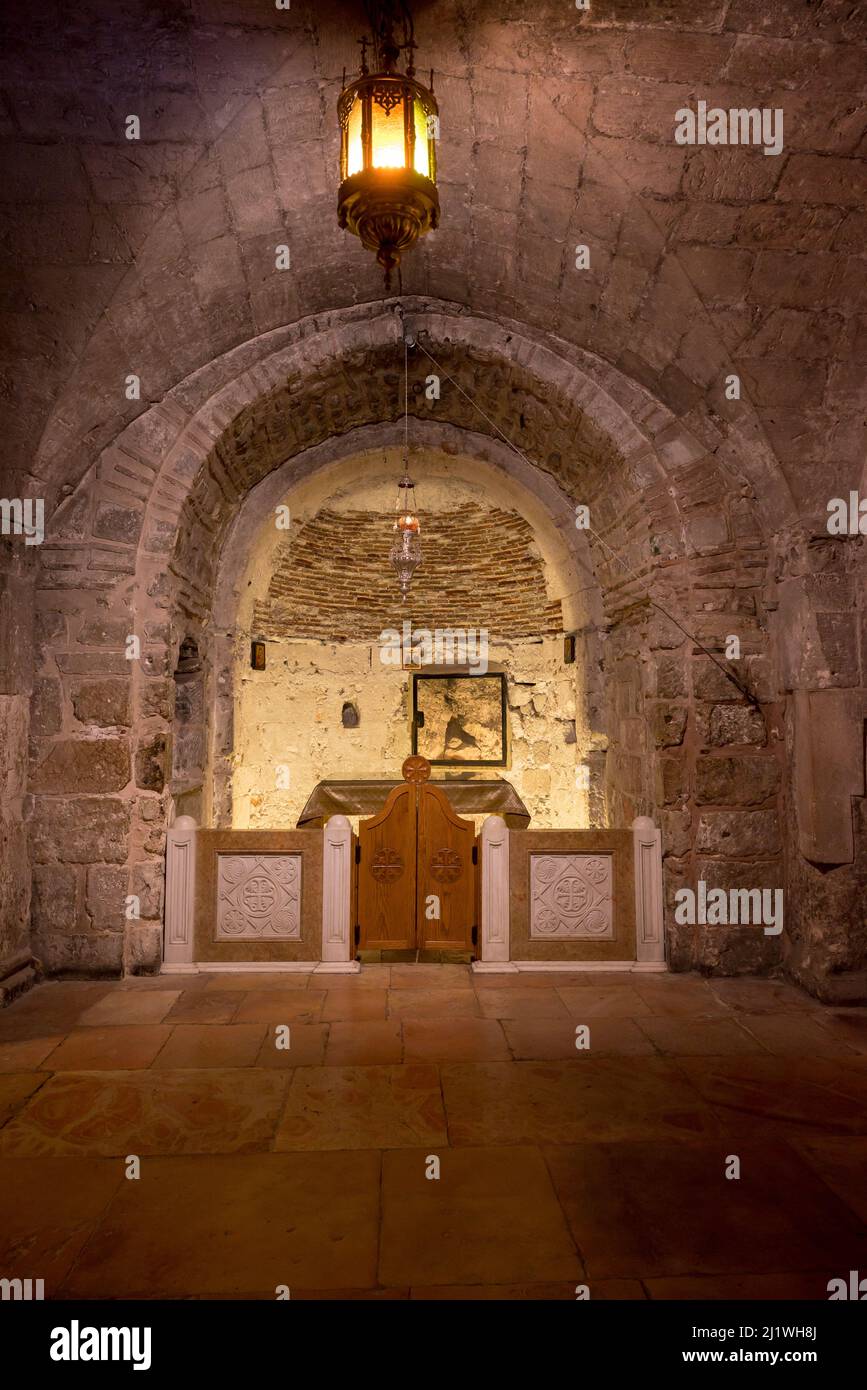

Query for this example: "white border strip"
[472,959,667,974]
[161,960,361,975]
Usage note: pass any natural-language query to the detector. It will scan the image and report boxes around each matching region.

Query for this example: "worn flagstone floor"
[1,966,866,1300]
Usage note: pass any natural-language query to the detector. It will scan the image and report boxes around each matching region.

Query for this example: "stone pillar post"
[320,815,359,973]
[162,814,197,972]
[632,814,666,970]
[475,815,512,970]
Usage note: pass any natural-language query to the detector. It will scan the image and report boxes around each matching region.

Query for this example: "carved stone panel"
[529,853,613,939]
[215,854,302,940]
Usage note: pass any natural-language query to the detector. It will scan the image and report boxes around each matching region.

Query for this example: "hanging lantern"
[337,5,439,291]
[390,474,422,601]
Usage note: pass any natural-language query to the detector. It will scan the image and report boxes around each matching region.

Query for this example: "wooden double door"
[356,758,478,953]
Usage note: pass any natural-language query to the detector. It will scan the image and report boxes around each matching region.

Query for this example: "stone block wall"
[775,532,867,999]
[0,542,35,993]
[28,568,167,976]
[231,635,588,833]
[13,295,864,993]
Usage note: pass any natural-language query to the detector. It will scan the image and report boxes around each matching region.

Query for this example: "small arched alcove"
[210,443,607,834]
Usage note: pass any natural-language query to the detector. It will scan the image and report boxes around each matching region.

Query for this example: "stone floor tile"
[163,991,243,1024]
[0,1071,47,1125]
[42,1025,172,1070]
[321,989,388,1022]
[390,964,472,989]
[809,1008,867,1054]
[380,1146,581,1287]
[503,1016,656,1059]
[0,1068,289,1156]
[736,1012,861,1057]
[645,1272,838,1299]
[285,1287,408,1300]
[473,971,620,989]
[635,1015,764,1055]
[674,1055,867,1138]
[340,964,391,988]
[0,983,115,1040]
[440,1058,719,1145]
[274,1064,447,1150]
[0,1035,65,1071]
[151,1024,266,1069]
[544,1139,867,1281]
[475,988,572,1020]
[555,984,653,1019]
[632,977,729,1017]
[77,990,181,1027]
[590,1279,649,1299]
[10,982,112,1010]
[708,977,822,1015]
[232,990,326,1024]
[402,1017,510,1061]
[201,973,316,992]
[256,1023,329,1068]
[412,1277,646,1300]
[793,1136,867,1225]
[324,1021,403,1066]
[387,988,481,1020]
[61,1152,381,1298]
[119,973,212,991]
[0,1157,123,1289]
[410,1282,582,1299]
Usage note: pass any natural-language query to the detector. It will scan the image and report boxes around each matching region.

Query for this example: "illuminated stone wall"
[232,476,588,832]
[232,635,589,833]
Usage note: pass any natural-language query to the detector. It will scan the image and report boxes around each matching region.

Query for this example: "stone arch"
[206,434,607,832]
[26,299,791,975]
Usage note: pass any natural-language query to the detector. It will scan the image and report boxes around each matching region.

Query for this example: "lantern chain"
[364,0,415,74]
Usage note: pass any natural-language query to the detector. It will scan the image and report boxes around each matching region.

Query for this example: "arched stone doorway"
[26,297,819,982]
[206,441,605,836]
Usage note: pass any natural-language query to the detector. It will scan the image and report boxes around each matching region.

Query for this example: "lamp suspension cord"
[404,331,409,462]
[399,0,415,54]
[412,336,760,709]
[364,0,414,67]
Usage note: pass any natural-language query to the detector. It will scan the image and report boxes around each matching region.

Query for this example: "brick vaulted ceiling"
[1,0,864,531]
[253,503,564,643]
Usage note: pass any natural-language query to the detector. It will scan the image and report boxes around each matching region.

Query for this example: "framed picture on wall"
[412,673,507,768]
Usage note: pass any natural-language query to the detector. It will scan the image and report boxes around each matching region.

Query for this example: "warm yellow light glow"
[347,97,363,176]
[371,95,406,169]
[413,100,430,178]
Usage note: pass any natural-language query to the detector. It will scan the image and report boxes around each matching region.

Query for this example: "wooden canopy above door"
[356,757,478,954]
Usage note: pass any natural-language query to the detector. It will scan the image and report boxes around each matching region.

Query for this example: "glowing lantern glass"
[338,33,439,290]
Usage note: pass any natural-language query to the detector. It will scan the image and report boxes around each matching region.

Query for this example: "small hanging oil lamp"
[390,473,422,601]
